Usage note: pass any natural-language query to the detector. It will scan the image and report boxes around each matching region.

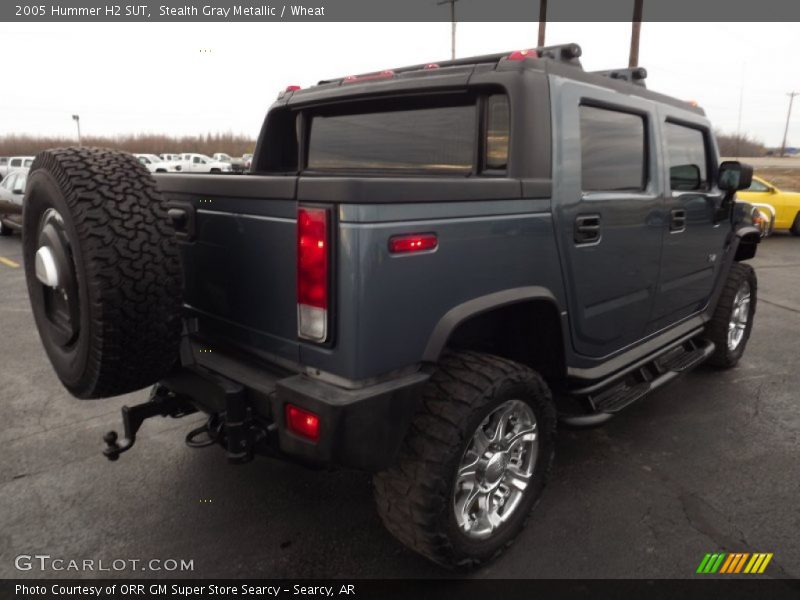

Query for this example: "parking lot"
[0,231,798,580]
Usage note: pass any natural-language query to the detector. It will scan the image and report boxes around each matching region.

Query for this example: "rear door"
[552,79,664,358]
[648,112,728,331]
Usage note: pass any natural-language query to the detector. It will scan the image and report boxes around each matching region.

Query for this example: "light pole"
[72,114,81,146]
[437,0,459,60]
[629,0,643,68]
[780,92,798,158]
[538,0,547,47]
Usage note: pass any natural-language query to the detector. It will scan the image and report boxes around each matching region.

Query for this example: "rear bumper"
[162,337,428,471]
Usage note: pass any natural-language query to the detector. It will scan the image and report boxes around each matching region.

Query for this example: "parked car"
[0,156,34,179]
[0,169,27,235]
[737,175,800,235]
[213,152,247,173]
[134,154,181,173]
[180,153,232,173]
[20,44,760,569]
[242,153,253,170]
[160,153,183,163]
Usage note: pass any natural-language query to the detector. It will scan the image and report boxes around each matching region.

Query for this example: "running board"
[560,338,715,427]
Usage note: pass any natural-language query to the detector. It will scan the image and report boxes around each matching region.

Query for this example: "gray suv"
[21,43,760,568]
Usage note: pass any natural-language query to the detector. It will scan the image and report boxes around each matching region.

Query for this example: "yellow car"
[737,176,800,235]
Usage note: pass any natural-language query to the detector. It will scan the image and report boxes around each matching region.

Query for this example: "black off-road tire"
[704,262,757,368]
[790,212,800,236]
[23,147,183,399]
[373,351,557,569]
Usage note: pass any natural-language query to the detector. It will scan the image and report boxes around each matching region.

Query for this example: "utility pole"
[437,0,460,60]
[780,92,798,157]
[538,0,547,47]
[629,0,643,68]
[72,114,81,146]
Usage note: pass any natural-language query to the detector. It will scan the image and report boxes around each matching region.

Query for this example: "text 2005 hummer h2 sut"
[23,44,761,567]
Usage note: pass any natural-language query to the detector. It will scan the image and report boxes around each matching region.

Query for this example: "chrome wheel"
[727,280,751,352]
[453,399,538,539]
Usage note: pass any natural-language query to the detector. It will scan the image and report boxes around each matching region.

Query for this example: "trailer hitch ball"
[103,431,121,461]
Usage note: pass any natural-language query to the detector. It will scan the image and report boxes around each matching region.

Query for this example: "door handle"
[670,208,687,232]
[574,214,601,244]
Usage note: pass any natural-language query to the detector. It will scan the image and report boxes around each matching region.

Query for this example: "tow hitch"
[102,385,197,461]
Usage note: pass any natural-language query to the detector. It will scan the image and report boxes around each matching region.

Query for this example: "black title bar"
[4,579,800,600]
[4,0,800,22]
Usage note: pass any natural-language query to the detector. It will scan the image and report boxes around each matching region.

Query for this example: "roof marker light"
[507,49,539,61]
[285,85,302,92]
[343,70,395,83]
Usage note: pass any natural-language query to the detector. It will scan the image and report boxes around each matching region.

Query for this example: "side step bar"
[560,338,715,427]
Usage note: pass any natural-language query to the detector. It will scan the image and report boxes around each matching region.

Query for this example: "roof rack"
[593,67,648,87]
[318,43,584,85]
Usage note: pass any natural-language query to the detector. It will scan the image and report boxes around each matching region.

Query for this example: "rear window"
[307,104,477,173]
[580,104,647,192]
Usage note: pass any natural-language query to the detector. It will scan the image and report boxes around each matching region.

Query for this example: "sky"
[0,21,798,147]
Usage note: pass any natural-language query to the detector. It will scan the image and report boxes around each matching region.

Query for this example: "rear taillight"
[297,207,329,342]
[286,404,320,442]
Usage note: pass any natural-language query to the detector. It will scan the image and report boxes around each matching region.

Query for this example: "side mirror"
[719,161,754,192]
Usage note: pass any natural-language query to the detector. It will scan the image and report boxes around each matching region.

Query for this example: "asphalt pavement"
[0,232,798,580]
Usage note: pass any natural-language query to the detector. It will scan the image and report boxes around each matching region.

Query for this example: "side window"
[3,174,16,189]
[10,159,20,167]
[579,105,647,192]
[665,122,708,191]
[193,156,201,164]
[484,94,509,171]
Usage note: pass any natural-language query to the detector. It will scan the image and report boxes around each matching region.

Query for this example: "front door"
[649,112,730,332]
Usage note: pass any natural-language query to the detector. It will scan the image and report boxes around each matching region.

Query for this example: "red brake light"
[507,49,539,61]
[297,207,329,341]
[285,85,301,91]
[286,404,320,442]
[424,63,440,69]
[389,233,438,254]
[343,70,395,83]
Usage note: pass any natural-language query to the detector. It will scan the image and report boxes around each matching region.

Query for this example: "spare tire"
[23,148,183,399]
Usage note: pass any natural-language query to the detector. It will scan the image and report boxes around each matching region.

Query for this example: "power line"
[780,92,798,157]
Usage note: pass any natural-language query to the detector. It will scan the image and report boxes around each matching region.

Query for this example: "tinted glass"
[666,122,708,190]
[580,105,646,191]
[308,104,476,172]
[485,95,510,170]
